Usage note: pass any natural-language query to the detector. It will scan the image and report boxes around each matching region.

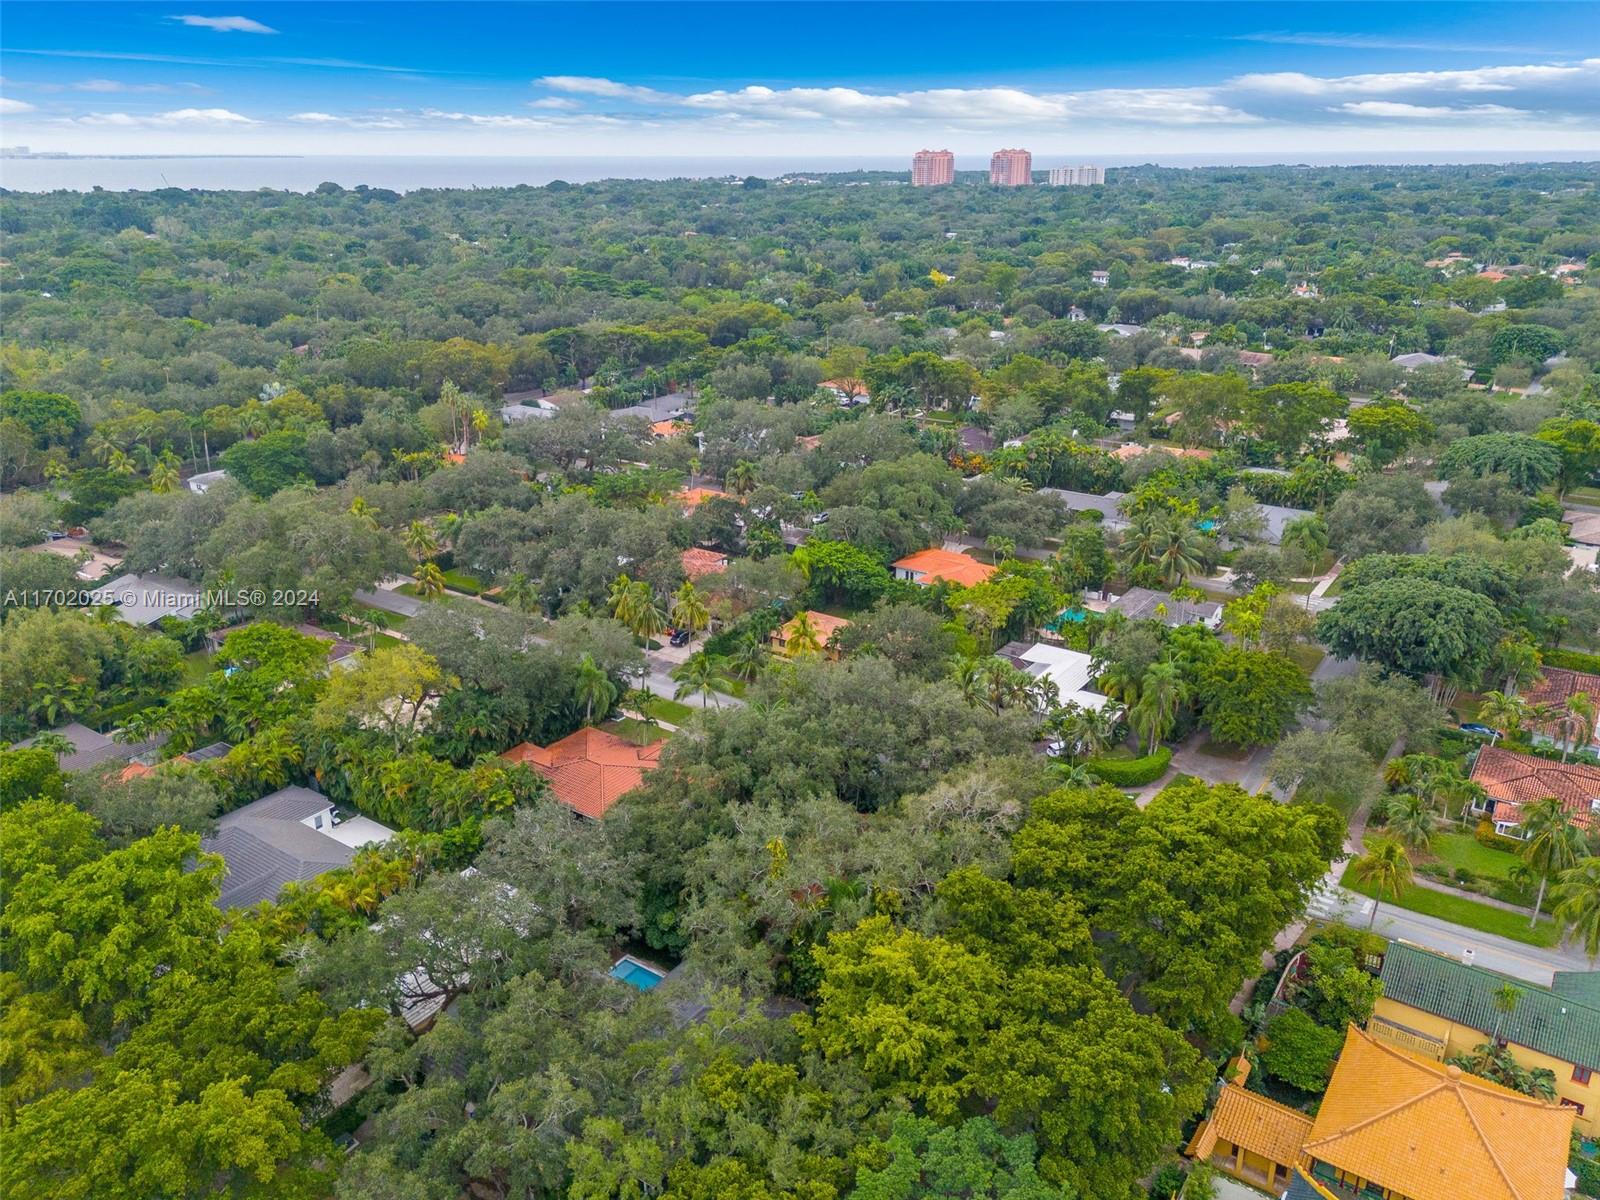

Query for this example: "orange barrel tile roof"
[891,547,997,588]
[501,727,665,820]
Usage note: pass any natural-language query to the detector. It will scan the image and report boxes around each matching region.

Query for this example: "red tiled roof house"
[501,727,665,820]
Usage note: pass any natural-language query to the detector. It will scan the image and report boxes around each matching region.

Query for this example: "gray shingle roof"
[206,786,351,910]
[1379,941,1600,1070]
[90,572,203,625]
[1039,488,1129,529]
[1108,586,1221,626]
[14,722,166,772]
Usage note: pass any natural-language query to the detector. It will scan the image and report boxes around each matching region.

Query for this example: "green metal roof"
[1552,970,1600,1009]
[1379,942,1600,1070]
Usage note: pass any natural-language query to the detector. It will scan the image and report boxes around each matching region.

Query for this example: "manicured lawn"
[441,569,484,595]
[1340,862,1560,947]
[1427,831,1520,881]
[641,696,695,725]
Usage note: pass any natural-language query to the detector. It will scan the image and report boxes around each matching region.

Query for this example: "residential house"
[1186,1058,1314,1193]
[204,785,394,910]
[1037,488,1129,531]
[1369,941,1599,1134]
[680,548,729,581]
[1096,322,1143,338]
[14,721,166,774]
[1521,665,1600,750]
[771,610,849,659]
[650,419,688,440]
[1300,1025,1574,1200]
[1468,744,1599,835]
[891,548,997,588]
[995,641,1116,713]
[1254,501,1318,547]
[1392,351,1447,370]
[501,727,665,820]
[1066,305,1087,322]
[185,469,228,494]
[1106,586,1222,629]
[674,486,730,510]
[205,621,359,668]
[25,534,122,581]
[957,425,996,453]
[90,572,203,626]
[500,397,558,422]
[120,740,232,781]
[1565,510,1600,573]
[1090,269,1110,287]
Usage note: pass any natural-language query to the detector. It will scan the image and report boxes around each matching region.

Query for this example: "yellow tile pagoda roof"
[1305,1025,1575,1200]
[1187,1080,1313,1168]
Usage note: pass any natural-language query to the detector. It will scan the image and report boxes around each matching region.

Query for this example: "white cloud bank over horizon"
[3,55,1596,159]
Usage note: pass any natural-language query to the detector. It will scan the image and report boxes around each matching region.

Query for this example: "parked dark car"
[1459,722,1497,738]
[669,628,692,647]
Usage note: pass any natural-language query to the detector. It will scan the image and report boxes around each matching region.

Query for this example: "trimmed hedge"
[1544,647,1600,674]
[1475,818,1525,854]
[1086,747,1173,787]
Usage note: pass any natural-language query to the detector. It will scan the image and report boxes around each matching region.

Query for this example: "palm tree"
[414,561,446,599]
[785,610,824,657]
[500,572,537,614]
[985,534,1016,564]
[404,520,438,562]
[572,653,617,725]
[1519,797,1585,927]
[951,656,986,707]
[1280,514,1330,569]
[149,453,182,494]
[670,580,710,636]
[1349,837,1414,930]
[1551,859,1600,963]
[1117,512,1164,577]
[672,651,733,708]
[1054,703,1119,761]
[1493,637,1543,697]
[608,573,641,627]
[1489,982,1522,1042]
[727,632,770,682]
[1151,517,1206,586]
[633,592,669,647]
[1476,691,1529,745]
[1562,692,1595,760]
[725,459,758,496]
[1384,793,1438,852]
[348,496,379,530]
[1129,661,1186,753]
[980,657,1033,714]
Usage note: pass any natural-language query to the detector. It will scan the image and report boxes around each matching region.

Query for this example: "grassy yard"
[640,696,695,725]
[441,569,484,595]
[1427,831,1520,881]
[1340,862,1560,947]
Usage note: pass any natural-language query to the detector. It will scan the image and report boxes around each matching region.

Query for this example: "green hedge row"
[1544,648,1600,674]
[1086,747,1173,787]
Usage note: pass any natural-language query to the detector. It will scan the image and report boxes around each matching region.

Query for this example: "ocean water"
[0,151,1590,194]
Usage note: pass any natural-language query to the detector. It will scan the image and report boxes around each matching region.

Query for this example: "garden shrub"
[1260,1008,1343,1092]
[1085,746,1172,787]
[1475,819,1525,854]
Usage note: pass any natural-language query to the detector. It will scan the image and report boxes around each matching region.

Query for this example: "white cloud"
[1332,101,1527,119]
[421,108,550,129]
[529,97,580,110]
[1234,61,1596,96]
[290,111,408,129]
[77,106,257,126]
[0,96,37,114]
[169,15,276,34]
[71,78,188,93]
[536,77,1258,126]
[538,76,670,103]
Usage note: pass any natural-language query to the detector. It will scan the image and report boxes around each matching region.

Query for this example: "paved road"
[1303,882,1590,984]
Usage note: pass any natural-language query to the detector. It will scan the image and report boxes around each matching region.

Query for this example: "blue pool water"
[1050,607,1087,629]
[610,958,666,990]
[1196,518,1218,531]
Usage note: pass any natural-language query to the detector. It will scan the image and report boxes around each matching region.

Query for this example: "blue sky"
[2,2,1597,158]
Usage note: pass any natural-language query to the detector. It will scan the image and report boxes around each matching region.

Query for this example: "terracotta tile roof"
[500,727,665,819]
[1522,665,1600,710]
[775,610,850,650]
[796,435,823,451]
[650,419,687,438]
[1469,744,1600,829]
[1187,1076,1313,1168]
[674,486,729,509]
[1305,1025,1574,1200]
[680,548,729,579]
[892,547,997,588]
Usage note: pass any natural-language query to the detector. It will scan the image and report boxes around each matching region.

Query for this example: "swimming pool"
[609,956,667,990]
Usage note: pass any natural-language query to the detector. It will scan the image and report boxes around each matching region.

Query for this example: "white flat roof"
[322,814,395,849]
[1012,642,1113,710]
